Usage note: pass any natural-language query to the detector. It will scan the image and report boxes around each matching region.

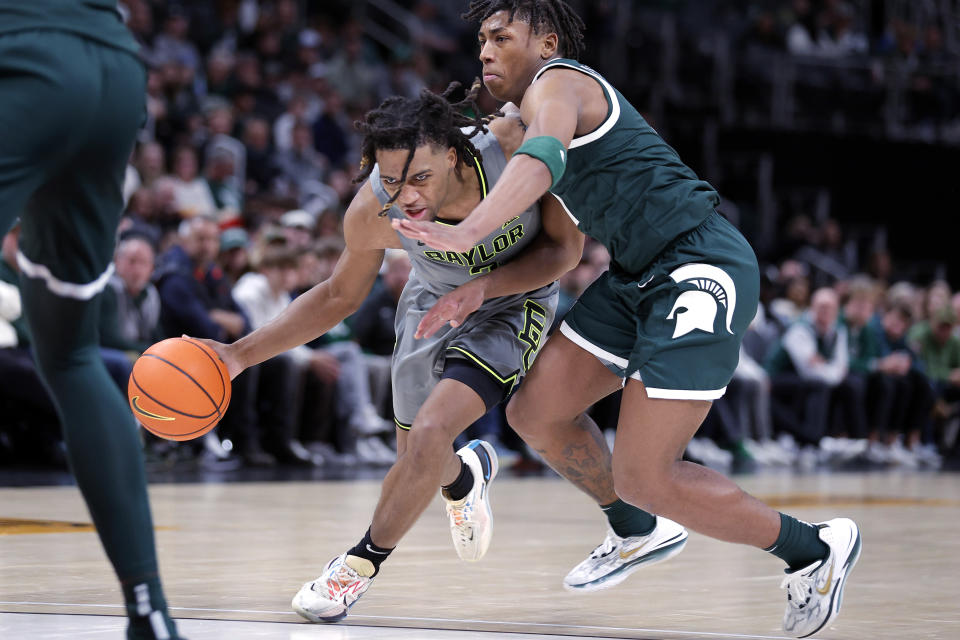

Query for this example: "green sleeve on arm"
[513,136,567,189]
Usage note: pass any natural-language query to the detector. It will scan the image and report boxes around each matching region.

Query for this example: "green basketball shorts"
[561,212,760,400]
[0,30,145,299]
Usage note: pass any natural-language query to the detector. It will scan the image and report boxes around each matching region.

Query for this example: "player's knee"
[505,390,545,437]
[405,420,455,460]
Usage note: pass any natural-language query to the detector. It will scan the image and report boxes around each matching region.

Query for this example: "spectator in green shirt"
[909,306,960,387]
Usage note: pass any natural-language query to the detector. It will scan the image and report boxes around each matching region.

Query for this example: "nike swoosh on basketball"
[816,561,834,595]
[619,540,649,560]
[130,396,175,421]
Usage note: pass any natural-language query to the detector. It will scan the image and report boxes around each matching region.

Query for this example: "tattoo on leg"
[536,414,616,503]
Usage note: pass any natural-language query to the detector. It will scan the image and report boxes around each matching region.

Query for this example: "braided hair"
[354,80,497,216]
[463,0,585,60]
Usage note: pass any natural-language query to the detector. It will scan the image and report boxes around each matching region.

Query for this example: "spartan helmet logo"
[665,264,737,339]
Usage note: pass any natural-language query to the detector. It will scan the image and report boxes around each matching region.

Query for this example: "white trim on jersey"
[16,250,115,301]
[531,61,621,149]
[550,192,580,226]
[561,321,728,400]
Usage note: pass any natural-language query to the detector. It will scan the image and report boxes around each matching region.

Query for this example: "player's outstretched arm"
[194,182,394,378]
[415,194,584,339]
[393,74,581,252]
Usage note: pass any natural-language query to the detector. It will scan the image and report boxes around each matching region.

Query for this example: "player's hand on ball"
[185,336,243,380]
[416,279,486,339]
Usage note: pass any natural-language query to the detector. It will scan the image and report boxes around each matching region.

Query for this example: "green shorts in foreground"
[562,212,759,400]
[0,30,145,298]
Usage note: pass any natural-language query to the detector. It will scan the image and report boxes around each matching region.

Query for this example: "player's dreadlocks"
[463,0,585,60]
[354,80,496,216]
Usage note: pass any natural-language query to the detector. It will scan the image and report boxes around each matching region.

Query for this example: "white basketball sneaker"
[443,439,499,562]
[781,518,862,638]
[291,553,374,623]
[563,517,689,592]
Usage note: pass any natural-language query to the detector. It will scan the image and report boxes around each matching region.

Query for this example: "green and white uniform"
[0,3,180,637]
[370,128,557,428]
[534,58,759,400]
[0,0,144,296]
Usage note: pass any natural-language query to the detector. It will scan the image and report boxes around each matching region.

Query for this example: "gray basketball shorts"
[391,277,558,429]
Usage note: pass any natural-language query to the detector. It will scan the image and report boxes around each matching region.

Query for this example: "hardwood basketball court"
[1,471,958,639]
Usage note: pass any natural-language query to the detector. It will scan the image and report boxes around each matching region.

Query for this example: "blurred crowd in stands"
[2,0,958,473]
[734,0,960,136]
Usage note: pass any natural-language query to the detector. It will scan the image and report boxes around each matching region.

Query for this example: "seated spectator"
[864,300,936,466]
[242,117,279,196]
[204,51,236,100]
[827,276,887,461]
[154,216,273,467]
[170,146,218,219]
[324,28,387,109]
[0,227,69,464]
[234,243,393,464]
[274,94,312,151]
[218,227,251,284]
[232,246,321,466]
[821,277,915,463]
[921,280,951,323]
[351,249,411,357]
[135,142,167,188]
[100,235,162,353]
[311,89,350,169]
[204,145,243,224]
[766,287,849,448]
[909,305,960,456]
[769,263,811,328]
[153,8,201,76]
[275,120,328,198]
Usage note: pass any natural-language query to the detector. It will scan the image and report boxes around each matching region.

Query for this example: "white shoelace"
[589,532,618,559]
[448,500,474,541]
[781,562,819,607]
[319,561,362,599]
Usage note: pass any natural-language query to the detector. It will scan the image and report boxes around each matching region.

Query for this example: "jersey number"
[469,262,498,276]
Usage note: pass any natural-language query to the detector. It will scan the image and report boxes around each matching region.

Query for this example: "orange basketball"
[127,337,232,441]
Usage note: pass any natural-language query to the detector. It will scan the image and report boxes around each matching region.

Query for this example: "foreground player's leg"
[7,32,180,638]
[292,379,491,622]
[20,282,180,640]
[610,379,859,638]
[506,333,688,592]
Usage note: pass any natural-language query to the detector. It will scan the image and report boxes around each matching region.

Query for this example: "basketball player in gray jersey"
[201,83,687,622]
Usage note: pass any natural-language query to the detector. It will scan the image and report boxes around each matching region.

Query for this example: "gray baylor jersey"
[369,127,557,428]
[370,128,542,294]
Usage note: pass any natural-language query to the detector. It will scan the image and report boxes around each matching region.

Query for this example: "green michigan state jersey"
[532,58,720,275]
[0,0,139,55]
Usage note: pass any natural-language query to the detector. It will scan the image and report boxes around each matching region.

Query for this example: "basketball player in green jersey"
[0,2,181,638]
[394,2,861,637]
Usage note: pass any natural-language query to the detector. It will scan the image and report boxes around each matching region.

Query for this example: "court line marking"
[0,601,793,639]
